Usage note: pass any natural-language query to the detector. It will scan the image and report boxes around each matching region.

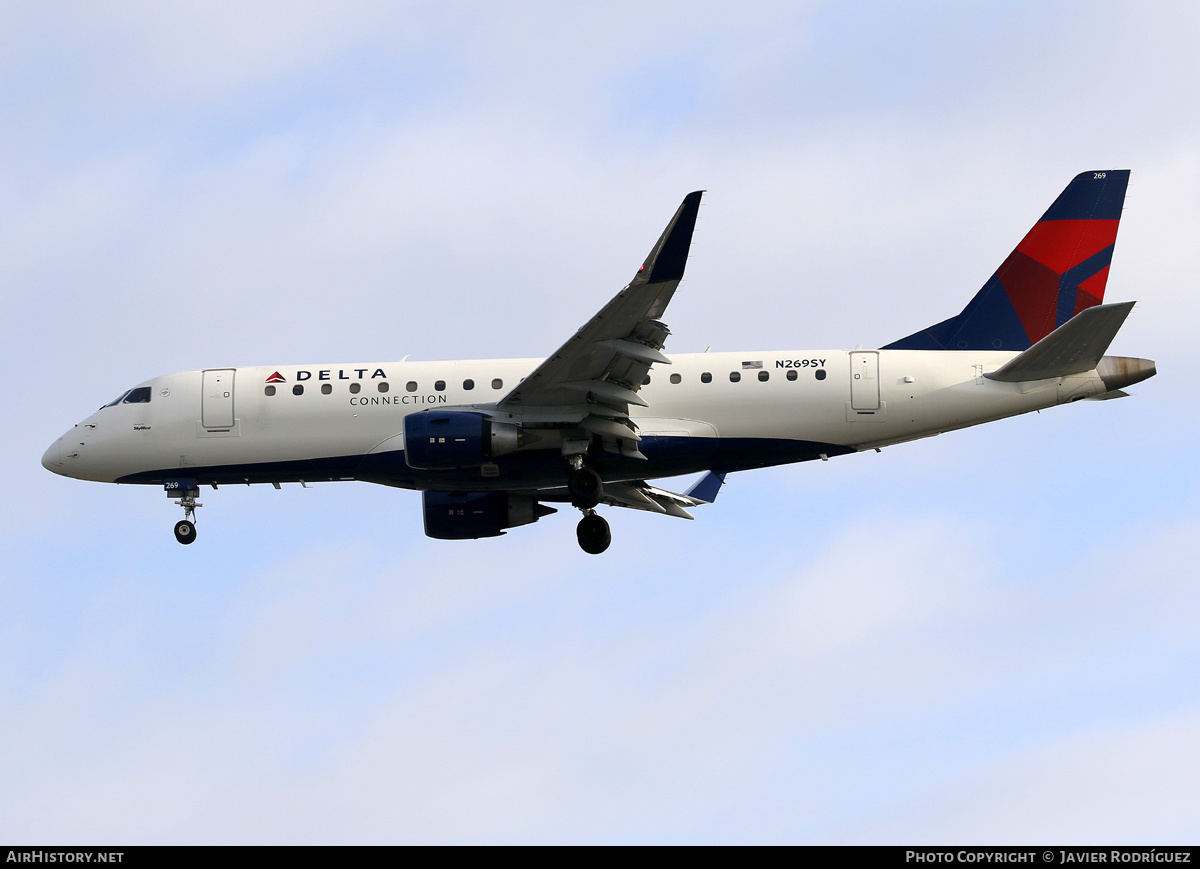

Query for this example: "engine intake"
[404,410,520,469]
[423,491,556,540]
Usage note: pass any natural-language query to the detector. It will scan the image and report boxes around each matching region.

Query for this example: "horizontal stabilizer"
[985,301,1135,383]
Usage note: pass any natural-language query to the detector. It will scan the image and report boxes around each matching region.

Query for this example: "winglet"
[684,471,726,504]
[985,301,1135,382]
[636,191,704,285]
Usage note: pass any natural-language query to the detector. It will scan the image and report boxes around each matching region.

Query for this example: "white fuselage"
[42,348,1110,487]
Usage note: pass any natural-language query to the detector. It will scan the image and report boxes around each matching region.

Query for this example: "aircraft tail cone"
[1097,356,1156,391]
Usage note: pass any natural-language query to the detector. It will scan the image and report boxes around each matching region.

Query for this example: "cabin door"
[849,352,880,411]
[202,369,236,429]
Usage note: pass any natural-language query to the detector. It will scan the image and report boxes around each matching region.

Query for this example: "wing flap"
[597,339,672,366]
[580,414,641,441]
[561,379,650,409]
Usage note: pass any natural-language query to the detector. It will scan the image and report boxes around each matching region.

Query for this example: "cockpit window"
[105,390,130,407]
[122,386,152,404]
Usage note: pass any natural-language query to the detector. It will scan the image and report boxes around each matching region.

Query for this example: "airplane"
[41,170,1155,554]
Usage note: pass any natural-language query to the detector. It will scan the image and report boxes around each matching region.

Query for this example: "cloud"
[874,709,1200,843]
[6,509,1198,842]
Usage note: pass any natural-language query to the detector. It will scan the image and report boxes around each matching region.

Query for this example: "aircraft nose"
[41,438,63,474]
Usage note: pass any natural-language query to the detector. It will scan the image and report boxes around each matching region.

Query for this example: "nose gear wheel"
[174,519,196,544]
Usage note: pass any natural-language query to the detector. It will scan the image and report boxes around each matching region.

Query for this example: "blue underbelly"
[114,436,854,489]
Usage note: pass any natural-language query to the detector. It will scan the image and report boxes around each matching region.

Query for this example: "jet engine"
[403,410,520,469]
[422,491,556,539]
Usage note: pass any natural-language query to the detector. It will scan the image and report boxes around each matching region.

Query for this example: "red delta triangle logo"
[265,372,286,383]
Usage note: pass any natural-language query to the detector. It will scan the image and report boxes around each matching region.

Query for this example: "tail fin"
[884,170,1130,351]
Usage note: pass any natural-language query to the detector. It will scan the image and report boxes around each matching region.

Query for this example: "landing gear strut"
[166,478,201,545]
[576,510,611,555]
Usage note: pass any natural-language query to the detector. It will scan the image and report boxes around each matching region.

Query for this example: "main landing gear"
[166,478,202,545]
[567,464,609,554]
[567,466,603,509]
[576,510,611,555]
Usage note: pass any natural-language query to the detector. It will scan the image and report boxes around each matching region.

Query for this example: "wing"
[495,191,704,452]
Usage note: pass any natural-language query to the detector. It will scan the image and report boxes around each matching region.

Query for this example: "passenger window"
[379,382,390,393]
[463,379,475,391]
[701,372,712,383]
[321,384,332,394]
[729,371,741,382]
[815,369,827,381]
[293,385,304,396]
[434,380,446,392]
[492,378,503,389]
[406,381,417,392]
[265,385,276,396]
[670,373,681,384]
[758,371,769,382]
[349,382,361,394]
[643,376,651,385]
[786,369,798,381]
[123,386,152,403]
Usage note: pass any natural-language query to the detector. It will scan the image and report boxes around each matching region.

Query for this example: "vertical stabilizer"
[884,170,1130,351]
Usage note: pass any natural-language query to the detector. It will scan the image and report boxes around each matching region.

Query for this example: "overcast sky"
[2,0,1198,844]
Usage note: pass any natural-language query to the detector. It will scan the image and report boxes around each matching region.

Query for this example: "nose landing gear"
[174,518,197,544]
[165,477,201,545]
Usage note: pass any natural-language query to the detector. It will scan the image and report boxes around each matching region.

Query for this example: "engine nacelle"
[403,411,521,469]
[422,491,555,540]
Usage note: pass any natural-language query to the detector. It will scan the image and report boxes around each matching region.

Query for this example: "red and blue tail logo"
[885,170,1130,351]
